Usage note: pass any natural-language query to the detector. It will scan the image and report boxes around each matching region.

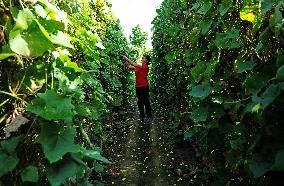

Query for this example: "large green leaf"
[0,152,19,177]
[236,60,256,73]
[9,9,54,57]
[39,19,65,33]
[11,8,34,30]
[20,166,38,183]
[47,157,85,186]
[38,0,70,26]
[189,82,212,99]
[27,90,75,121]
[37,123,81,163]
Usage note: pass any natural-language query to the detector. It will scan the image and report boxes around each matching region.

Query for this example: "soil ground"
[99,114,202,186]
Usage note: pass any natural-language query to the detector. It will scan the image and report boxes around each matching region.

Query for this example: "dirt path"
[100,115,198,185]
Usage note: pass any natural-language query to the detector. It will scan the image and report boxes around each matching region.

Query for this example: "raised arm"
[122,56,135,70]
[120,54,142,68]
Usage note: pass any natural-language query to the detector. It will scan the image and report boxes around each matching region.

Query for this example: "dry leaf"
[4,114,29,138]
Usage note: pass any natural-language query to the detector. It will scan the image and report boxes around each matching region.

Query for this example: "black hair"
[144,54,151,65]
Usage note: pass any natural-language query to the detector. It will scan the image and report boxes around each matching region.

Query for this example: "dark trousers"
[136,86,152,119]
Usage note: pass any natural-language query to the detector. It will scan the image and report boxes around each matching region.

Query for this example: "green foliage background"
[151,0,284,184]
[2,0,284,185]
[0,0,133,185]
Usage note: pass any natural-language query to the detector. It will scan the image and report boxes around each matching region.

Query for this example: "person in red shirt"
[120,54,152,123]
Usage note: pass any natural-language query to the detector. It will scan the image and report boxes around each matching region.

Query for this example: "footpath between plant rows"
[98,112,202,186]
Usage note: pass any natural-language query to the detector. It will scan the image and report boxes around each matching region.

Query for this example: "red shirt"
[135,64,149,87]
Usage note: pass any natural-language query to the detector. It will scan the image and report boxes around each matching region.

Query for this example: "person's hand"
[120,54,127,61]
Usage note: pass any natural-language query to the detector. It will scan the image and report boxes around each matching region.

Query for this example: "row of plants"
[0,0,133,185]
[151,0,284,185]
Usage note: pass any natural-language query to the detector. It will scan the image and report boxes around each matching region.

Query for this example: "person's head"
[141,54,151,65]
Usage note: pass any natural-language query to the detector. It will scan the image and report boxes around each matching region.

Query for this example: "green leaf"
[83,149,111,163]
[249,154,273,177]
[21,166,38,183]
[236,60,256,73]
[190,2,200,11]
[276,51,284,67]
[12,8,34,30]
[206,120,219,129]
[243,73,269,95]
[189,82,212,99]
[34,4,48,18]
[37,123,80,163]
[219,0,232,16]
[257,28,269,52]
[47,157,85,186]
[165,52,175,64]
[39,19,65,33]
[96,41,106,49]
[215,29,240,49]
[256,42,263,52]
[272,150,284,171]
[50,31,73,48]
[38,0,69,26]
[260,0,273,14]
[112,95,123,107]
[240,6,257,23]
[0,152,19,177]
[184,130,195,140]
[75,103,100,120]
[252,103,261,113]
[94,164,104,173]
[197,0,212,14]
[200,20,213,35]
[54,71,84,98]
[252,84,281,110]
[0,53,17,60]
[190,106,208,122]
[230,137,245,150]
[274,2,283,38]
[1,135,24,154]
[9,9,54,57]
[276,64,284,81]
[65,61,83,72]
[27,90,75,121]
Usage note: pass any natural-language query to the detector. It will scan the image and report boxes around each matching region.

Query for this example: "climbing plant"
[152,0,284,184]
[0,0,131,185]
